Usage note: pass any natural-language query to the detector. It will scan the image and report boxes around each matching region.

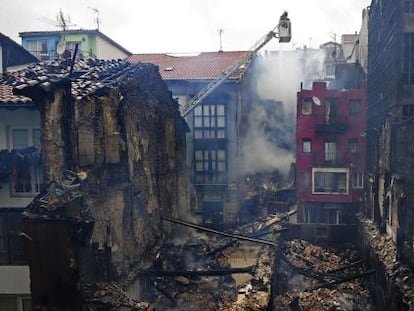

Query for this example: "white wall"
[0,266,30,294]
[0,109,40,208]
[96,36,129,60]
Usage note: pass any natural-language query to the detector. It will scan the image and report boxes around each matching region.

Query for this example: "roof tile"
[125,51,250,80]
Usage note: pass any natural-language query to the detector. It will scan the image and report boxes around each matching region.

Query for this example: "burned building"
[0,57,195,310]
[366,0,414,261]
[126,52,260,228]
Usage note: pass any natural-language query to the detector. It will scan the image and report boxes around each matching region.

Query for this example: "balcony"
[315,121,349,134]
[312,152,362,167]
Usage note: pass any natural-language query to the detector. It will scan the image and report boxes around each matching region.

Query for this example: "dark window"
[324,140,337,162]
[305,207,340,224]
[349,99,361,115]
[302,138,311,153]
[403,33,414,84]
[0,210,26,265]
[194,104,226,139]
[9,128,43,195]
[348,138,358,153]
[314,171,347,194]
[301,98,313,115]
[402,104,414,116]
[325,98,338,122]
[352,172,364,188]
[405,1,414,12]
[194,149,227,184]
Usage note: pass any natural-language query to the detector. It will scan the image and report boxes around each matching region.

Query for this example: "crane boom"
[180,12,291,117]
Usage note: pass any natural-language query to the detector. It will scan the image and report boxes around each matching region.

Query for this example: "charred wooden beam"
[326,259,366,273]
[161,216,277,246]
[144,266,255,277]
[306,269,375,292]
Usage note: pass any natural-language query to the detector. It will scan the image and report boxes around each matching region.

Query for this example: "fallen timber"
[306,269,376,292]
[143,266,255,277]
[161,216,278,246]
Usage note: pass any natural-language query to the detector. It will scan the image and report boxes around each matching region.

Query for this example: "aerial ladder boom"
[180,12,291,117]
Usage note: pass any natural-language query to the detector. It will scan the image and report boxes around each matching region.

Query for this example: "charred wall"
[22,63,195,309]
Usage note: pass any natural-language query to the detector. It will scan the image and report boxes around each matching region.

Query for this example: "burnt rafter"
[161,216,278,246]
[142,266,255,277]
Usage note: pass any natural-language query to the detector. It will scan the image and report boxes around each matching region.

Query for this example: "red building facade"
[296,81,367,224]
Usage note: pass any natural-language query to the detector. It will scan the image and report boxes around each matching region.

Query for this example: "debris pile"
[359,215,414,306]
[82,282,154,310]
[274,239,375,311]
[136,214,288,310]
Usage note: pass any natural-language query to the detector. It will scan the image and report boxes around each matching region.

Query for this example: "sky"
[0,0,371,54]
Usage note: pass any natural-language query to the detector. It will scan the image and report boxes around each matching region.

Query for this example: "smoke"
[239,49,327,177]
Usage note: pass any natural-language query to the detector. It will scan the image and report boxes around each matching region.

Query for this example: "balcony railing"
[312,151,362,167]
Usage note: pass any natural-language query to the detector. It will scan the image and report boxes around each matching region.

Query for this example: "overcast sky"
[0,0,371,54]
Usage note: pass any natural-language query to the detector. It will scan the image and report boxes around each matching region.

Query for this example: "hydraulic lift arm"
[180,11,291,117]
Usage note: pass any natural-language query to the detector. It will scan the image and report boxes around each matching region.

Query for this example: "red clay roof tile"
[125,51,250,80]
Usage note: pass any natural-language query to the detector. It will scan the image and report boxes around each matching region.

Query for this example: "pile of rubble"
[136,214,288,310]
[82,282,153,310]
[359,215,414,306]
[274,239,375,311]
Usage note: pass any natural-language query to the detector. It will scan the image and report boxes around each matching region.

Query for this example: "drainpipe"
[0,43,3,73]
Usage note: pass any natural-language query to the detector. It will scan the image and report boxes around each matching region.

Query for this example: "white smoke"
[239,48,327,177]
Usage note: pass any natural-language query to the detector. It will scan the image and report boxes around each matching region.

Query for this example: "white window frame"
[302,139,312,153]
[352,172,364,189]
[312,167,349,195]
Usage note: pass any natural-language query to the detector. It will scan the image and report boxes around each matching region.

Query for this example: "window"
[313,168,349,194]
[9,128,43,195]
[301,98,313,115]
[194,149,226,184]
[324,140,336,162]
[26,39,48,60]
[403,33,414,84]
[302,139,311,153]
[348,138,358,153]
[194,104,226,139]
[352,172,364,188]
[402,104,414,116]
[0,210,26,265]
[349,99,361,115]
[65,41,82,57]
[405,1,414,12]
[326,64,335,76]
[325,98,338,122]
[305,207,340,224]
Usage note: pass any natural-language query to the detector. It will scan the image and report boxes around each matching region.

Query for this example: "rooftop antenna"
[218,28,224,52]
[329,32,337,42]
[57,9,70,31]
[88,7,100,30]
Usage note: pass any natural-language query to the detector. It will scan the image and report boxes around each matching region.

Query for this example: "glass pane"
[194,106,202,116]
[217,130,225,138]
[217,150,225,160]
[217,116,225,127]
[194,116,202,127]
[194,130,203,138]
[12,129,28,149]
[217,162,226,172]
[203,106,210,116]
[204,116,210,127]
[195,151,203,160]
[217,105,225,116]
[195,162,204,172]
[33,129,41,151]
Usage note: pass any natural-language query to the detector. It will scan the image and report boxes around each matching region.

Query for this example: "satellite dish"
[312,96,321,106]
[56,40,67,55]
